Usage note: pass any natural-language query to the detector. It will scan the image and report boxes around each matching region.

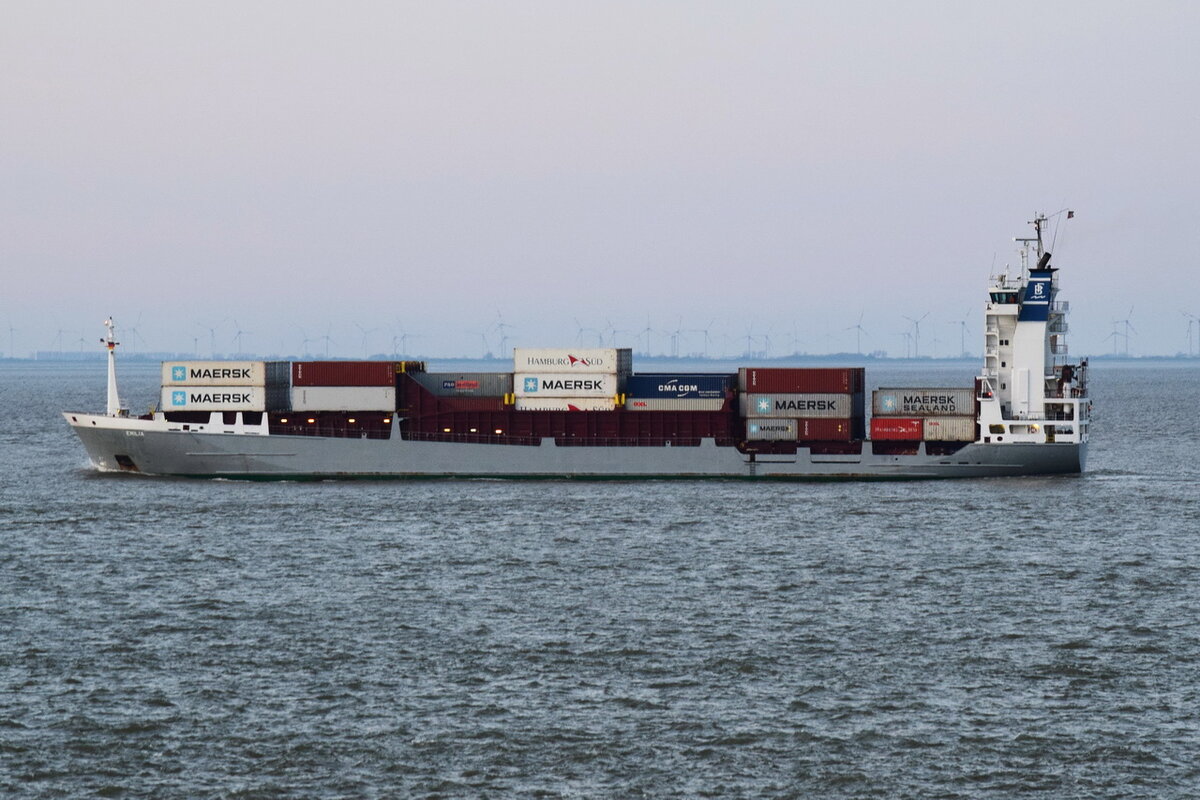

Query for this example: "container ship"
[64,214,1089,479]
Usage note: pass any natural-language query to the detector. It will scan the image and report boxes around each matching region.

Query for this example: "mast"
[102,317,125,416]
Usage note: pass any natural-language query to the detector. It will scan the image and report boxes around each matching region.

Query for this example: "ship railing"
[1049,300,1070,312]
[1048,319,1069,333]
[1050,342,1069,355]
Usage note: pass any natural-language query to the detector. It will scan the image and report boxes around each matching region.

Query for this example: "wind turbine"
[231,320,252,356]
[124,312,147,353]
[468,329,491,358]
[898,330,913,359]
[636,315,655,356]
[355,323,379,358]
[1182,311,1198,357]
[686,319,716,358]
[1104,328,1122,356]
[8,323,18,359]
[844,311,868,355]
[903,313,929,358]
[951,315,970,358]
[573,317,601,347]
[197,320,222,358]
[391,326,419,358]
[493,312,514,357]
[320,325,336,358]
[1113,306,1135,357]
[665,317,686,358]
[297,326,316,356]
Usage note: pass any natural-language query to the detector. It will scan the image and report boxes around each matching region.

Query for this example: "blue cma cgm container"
[626,374,734,399]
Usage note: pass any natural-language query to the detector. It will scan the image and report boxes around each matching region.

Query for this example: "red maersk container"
[292,361,396,387]
[870,417,923,441]
[738,367,864,394]
[797,418,853,442]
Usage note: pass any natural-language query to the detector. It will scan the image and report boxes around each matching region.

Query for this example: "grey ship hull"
[67,418,1086,479]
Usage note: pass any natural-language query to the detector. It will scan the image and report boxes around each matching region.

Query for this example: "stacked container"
[409,372,513,398]
[513,348,630,412]
[291,361,397,411]
[625,373,733,412]
[160,360,290,412]
[738,367,865,442]
[871,387,976,442]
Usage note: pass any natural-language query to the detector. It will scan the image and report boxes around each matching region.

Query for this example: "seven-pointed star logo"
[756,397,771,413]
[172,366,186,381]
[523,377,539,392]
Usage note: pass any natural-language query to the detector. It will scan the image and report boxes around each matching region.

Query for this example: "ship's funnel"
[1037,252,1052,270]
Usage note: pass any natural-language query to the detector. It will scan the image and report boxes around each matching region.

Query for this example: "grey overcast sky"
[4,1,1198,358]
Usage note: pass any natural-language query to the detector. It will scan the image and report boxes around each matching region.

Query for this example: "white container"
[740,393,852,418]
[873,388,975,416]
[514,398,617,412]
[290,386,396,411]
[161,361,265,386]
[513,348,632,375]
[625,398,727,411]
[921,416,977,441]
[161,385,266,412]
[745,419,798,441]
[513,372,618,398]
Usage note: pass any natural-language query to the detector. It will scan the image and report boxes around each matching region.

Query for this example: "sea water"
[1,361,1198,798]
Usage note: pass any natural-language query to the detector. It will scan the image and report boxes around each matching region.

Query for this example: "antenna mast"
[102,317,125,416]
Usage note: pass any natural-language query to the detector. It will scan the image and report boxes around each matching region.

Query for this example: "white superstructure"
[977,213,1089,447]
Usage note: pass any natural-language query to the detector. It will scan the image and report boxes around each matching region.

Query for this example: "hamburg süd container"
[292,361,397,387]
[921,416,977,442]
[870,417,923,441]
[872,387,975,417]
[625,374,733,399]
[738,367,864,394]
[513,348,632,375]
[161,385,266,412]
[513,373,619,398]
[514,398,618,412]
[161,361,265,386]
[625,398,727,412]
[739,393,854,419]
[409,372,513,397]
[290,386,396,412]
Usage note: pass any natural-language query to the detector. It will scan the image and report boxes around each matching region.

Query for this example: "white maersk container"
[745,419,798,441]
[872,388,975,417]
[290,386,396,411]
[513,348,632,375]
[740,393,853,419]
[161,385,266,412]
[921,416,977,441]
[514,398,618,412]
[161,361,265,386]
[513,373,619,398]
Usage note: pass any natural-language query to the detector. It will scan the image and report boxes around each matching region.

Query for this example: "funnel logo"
[171,390,187,406]
[1032,282,1046,299]
[523,376,539,393]
[171,366,186,381]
